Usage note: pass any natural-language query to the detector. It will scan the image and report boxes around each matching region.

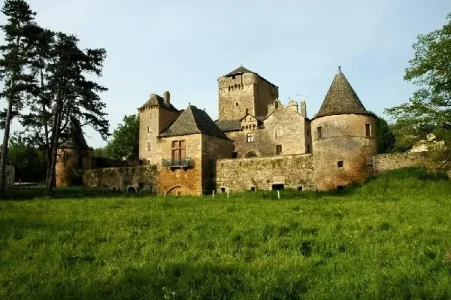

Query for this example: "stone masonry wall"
[216,154,313,192]
[83,165,157,191]
[374,152,428,173]
[225,104,310,158]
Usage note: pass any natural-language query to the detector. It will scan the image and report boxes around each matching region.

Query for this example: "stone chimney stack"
[300,101,307,118]
[164,91,170,106]
[287,100,299,114]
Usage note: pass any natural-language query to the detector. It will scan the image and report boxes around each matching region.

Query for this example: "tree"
[0,0,37,193]
[8,138,45,182]
[376,117,395,153]
[385,13,451,148]
[17,30,110,192]
[103,114,139,160]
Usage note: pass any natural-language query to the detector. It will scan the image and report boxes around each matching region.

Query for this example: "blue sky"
[1,0,450,148]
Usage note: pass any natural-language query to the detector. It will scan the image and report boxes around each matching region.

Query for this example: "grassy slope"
[0,168,450,299]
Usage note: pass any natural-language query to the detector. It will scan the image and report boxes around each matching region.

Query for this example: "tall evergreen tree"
[42,33,109,192]
[0,0,37,193]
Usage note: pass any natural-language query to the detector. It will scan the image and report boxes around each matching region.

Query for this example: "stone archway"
[166,185,192,196]
[245,151,258,158]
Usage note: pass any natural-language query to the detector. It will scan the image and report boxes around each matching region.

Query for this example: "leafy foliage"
[8,139,45,182]
[0,0,38,192]
[102,115,139,160]
[376,117,395,153]
[385,13,451,148]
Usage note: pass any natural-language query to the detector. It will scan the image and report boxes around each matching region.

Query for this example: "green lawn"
[1,168,450,299]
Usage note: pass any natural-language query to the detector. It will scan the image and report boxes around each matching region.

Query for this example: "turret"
[311,66,377,191]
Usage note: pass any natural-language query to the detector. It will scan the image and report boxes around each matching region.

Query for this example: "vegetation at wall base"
[0,167,450,299]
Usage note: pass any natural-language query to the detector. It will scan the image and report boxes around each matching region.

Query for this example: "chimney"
[164,91,170,106]
[287,100,299,113]
[300,101,307,118]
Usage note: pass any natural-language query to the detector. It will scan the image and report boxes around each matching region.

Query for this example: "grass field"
[1,168,450,299]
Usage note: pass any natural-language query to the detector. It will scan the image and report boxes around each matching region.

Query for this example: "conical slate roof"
[314,67,371,119]
[160,105,230,140]
[59,118,90,150]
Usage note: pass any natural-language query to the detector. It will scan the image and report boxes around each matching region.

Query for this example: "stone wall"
[225,103,310,158]
[216,154,313,192]
[218,73,278,121]
[82,165,157,191]
[374,152,428,173]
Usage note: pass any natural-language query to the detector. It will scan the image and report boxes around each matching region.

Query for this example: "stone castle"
[132,65,377,195]
[55,65,384,195]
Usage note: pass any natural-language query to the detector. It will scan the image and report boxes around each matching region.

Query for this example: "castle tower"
[218,65,279,120]
[55,119,93,187]
[311,67,377,191]
[138,92,181,164]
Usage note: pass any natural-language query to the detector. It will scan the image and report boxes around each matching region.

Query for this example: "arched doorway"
[245,151,257,158]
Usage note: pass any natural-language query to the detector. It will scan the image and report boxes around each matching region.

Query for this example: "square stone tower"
[218,66,279,120]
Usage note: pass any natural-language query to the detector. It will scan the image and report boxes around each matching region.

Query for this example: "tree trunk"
[0,99,13,193]
[46,89,63,193]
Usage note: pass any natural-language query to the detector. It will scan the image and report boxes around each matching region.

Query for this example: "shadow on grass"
[0,186,157,201]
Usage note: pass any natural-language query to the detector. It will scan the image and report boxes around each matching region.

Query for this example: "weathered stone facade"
[138,92,181,164]
[83,165,157,191]
[218,66,278,120]
[216,154,313,192]
[311,114,377,190]
[56,148,93,187]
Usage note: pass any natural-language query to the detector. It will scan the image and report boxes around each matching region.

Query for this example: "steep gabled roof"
[139,94,178,111]
[160,105,230,140]
[314,67,372,119]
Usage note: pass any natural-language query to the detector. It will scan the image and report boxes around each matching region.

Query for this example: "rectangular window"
[147,142,151,151]
[171,140,186,161]
[365,124,371,137]
[147,126,150,133]
[276,144,282,154]
[337,161,344,168]
[317,127,322,139]
[275,128,282,138]
[246,133,254,143]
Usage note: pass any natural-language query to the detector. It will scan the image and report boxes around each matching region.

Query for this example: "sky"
[1,0,450,148]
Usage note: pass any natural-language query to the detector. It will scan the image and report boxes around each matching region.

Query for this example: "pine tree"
[0,0,37,193]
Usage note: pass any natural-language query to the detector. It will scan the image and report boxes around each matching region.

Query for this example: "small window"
[272,183,284,190]
[250,186,256,192]
[337,161,344,168]
[297,186,303,191]
[147,126,150,133]
[275,128,282,138]
[235,102,238,106]
[220,187,226,193]
[246,133,254,143]
[317,127,322,139]
[365,124,371,137]
[276,144,282,154]
[147,142,151,151]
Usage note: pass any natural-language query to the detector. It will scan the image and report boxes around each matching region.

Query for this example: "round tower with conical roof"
[311,67,377,191]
